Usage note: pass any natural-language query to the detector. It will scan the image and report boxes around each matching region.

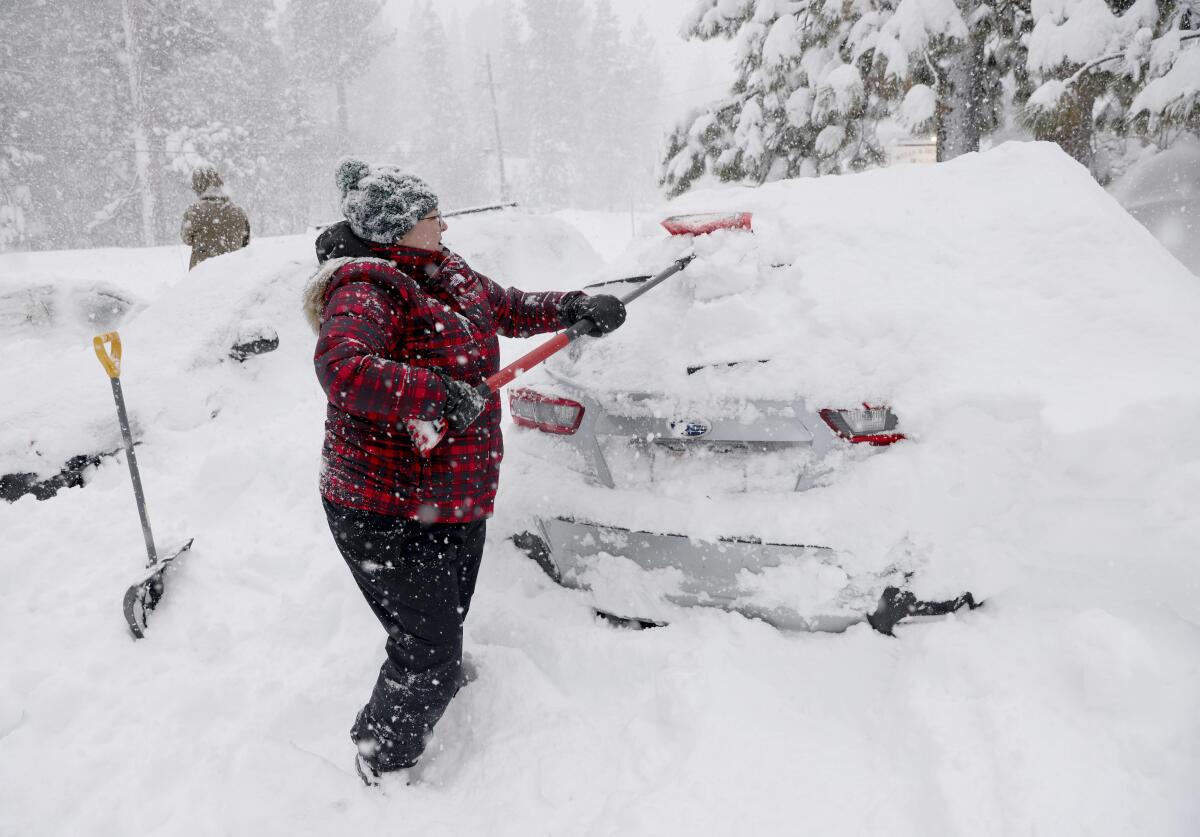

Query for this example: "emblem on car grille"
[668,418,711,438]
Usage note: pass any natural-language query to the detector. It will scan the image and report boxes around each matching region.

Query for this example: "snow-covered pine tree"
[661,0,975,196]
[1125,4,1200,142]
[662,0,813,195]
[929,0,1028,159]
[1023,0,1199,181]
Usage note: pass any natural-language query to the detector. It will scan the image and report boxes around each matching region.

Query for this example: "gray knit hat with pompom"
[335,157,439,244]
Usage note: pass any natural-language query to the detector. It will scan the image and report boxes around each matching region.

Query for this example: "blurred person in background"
[181,165,250,269]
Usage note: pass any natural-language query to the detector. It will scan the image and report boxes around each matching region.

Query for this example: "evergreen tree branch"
[1061,31,1200,89]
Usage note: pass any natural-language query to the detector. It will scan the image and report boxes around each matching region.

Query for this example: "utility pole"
[483,54,509,202]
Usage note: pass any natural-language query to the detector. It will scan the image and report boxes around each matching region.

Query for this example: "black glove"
[560,294,626,337]
[440,376,487,432]
[315,220,374,263]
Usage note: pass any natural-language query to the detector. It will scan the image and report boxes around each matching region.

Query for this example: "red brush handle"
[482,327,580,394]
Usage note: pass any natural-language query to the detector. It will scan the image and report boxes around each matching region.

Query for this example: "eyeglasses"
[420,212,442,223]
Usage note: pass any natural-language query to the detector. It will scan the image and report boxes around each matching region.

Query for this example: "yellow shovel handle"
[94,331,122,379]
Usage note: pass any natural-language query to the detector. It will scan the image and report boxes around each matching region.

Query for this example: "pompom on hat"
[335,157,439,244]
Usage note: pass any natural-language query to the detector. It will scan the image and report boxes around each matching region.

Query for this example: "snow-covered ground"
[2,144,1199,836]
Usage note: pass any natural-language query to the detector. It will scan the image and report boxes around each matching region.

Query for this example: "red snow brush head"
[661,212,753,236]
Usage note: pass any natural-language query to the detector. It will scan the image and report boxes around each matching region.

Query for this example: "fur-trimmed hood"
[301,256,394,334]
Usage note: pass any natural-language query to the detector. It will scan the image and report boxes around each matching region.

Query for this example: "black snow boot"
[354,744,417,788]
[355,753,382,787]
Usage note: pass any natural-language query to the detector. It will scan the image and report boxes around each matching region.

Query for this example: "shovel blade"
[124,538,194,640]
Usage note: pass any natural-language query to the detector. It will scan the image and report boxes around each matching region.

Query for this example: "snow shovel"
[93,331,194,639]
[406,211,754,455]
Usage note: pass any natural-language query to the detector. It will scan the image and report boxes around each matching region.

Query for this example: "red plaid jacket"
[311,245,581,523]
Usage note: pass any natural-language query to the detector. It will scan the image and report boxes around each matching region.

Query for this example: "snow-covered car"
[1111,138,1200,276]
[503,141,1198,634]
[0,238,295,502]
[0,210,600,502]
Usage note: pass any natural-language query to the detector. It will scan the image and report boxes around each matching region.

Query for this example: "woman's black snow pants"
[323,498,485,771]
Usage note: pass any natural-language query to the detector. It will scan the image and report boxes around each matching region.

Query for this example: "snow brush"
[94,331,194,639]
[407,211,753,455]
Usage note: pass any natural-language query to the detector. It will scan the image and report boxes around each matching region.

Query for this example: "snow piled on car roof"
[573,141,1198,423]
